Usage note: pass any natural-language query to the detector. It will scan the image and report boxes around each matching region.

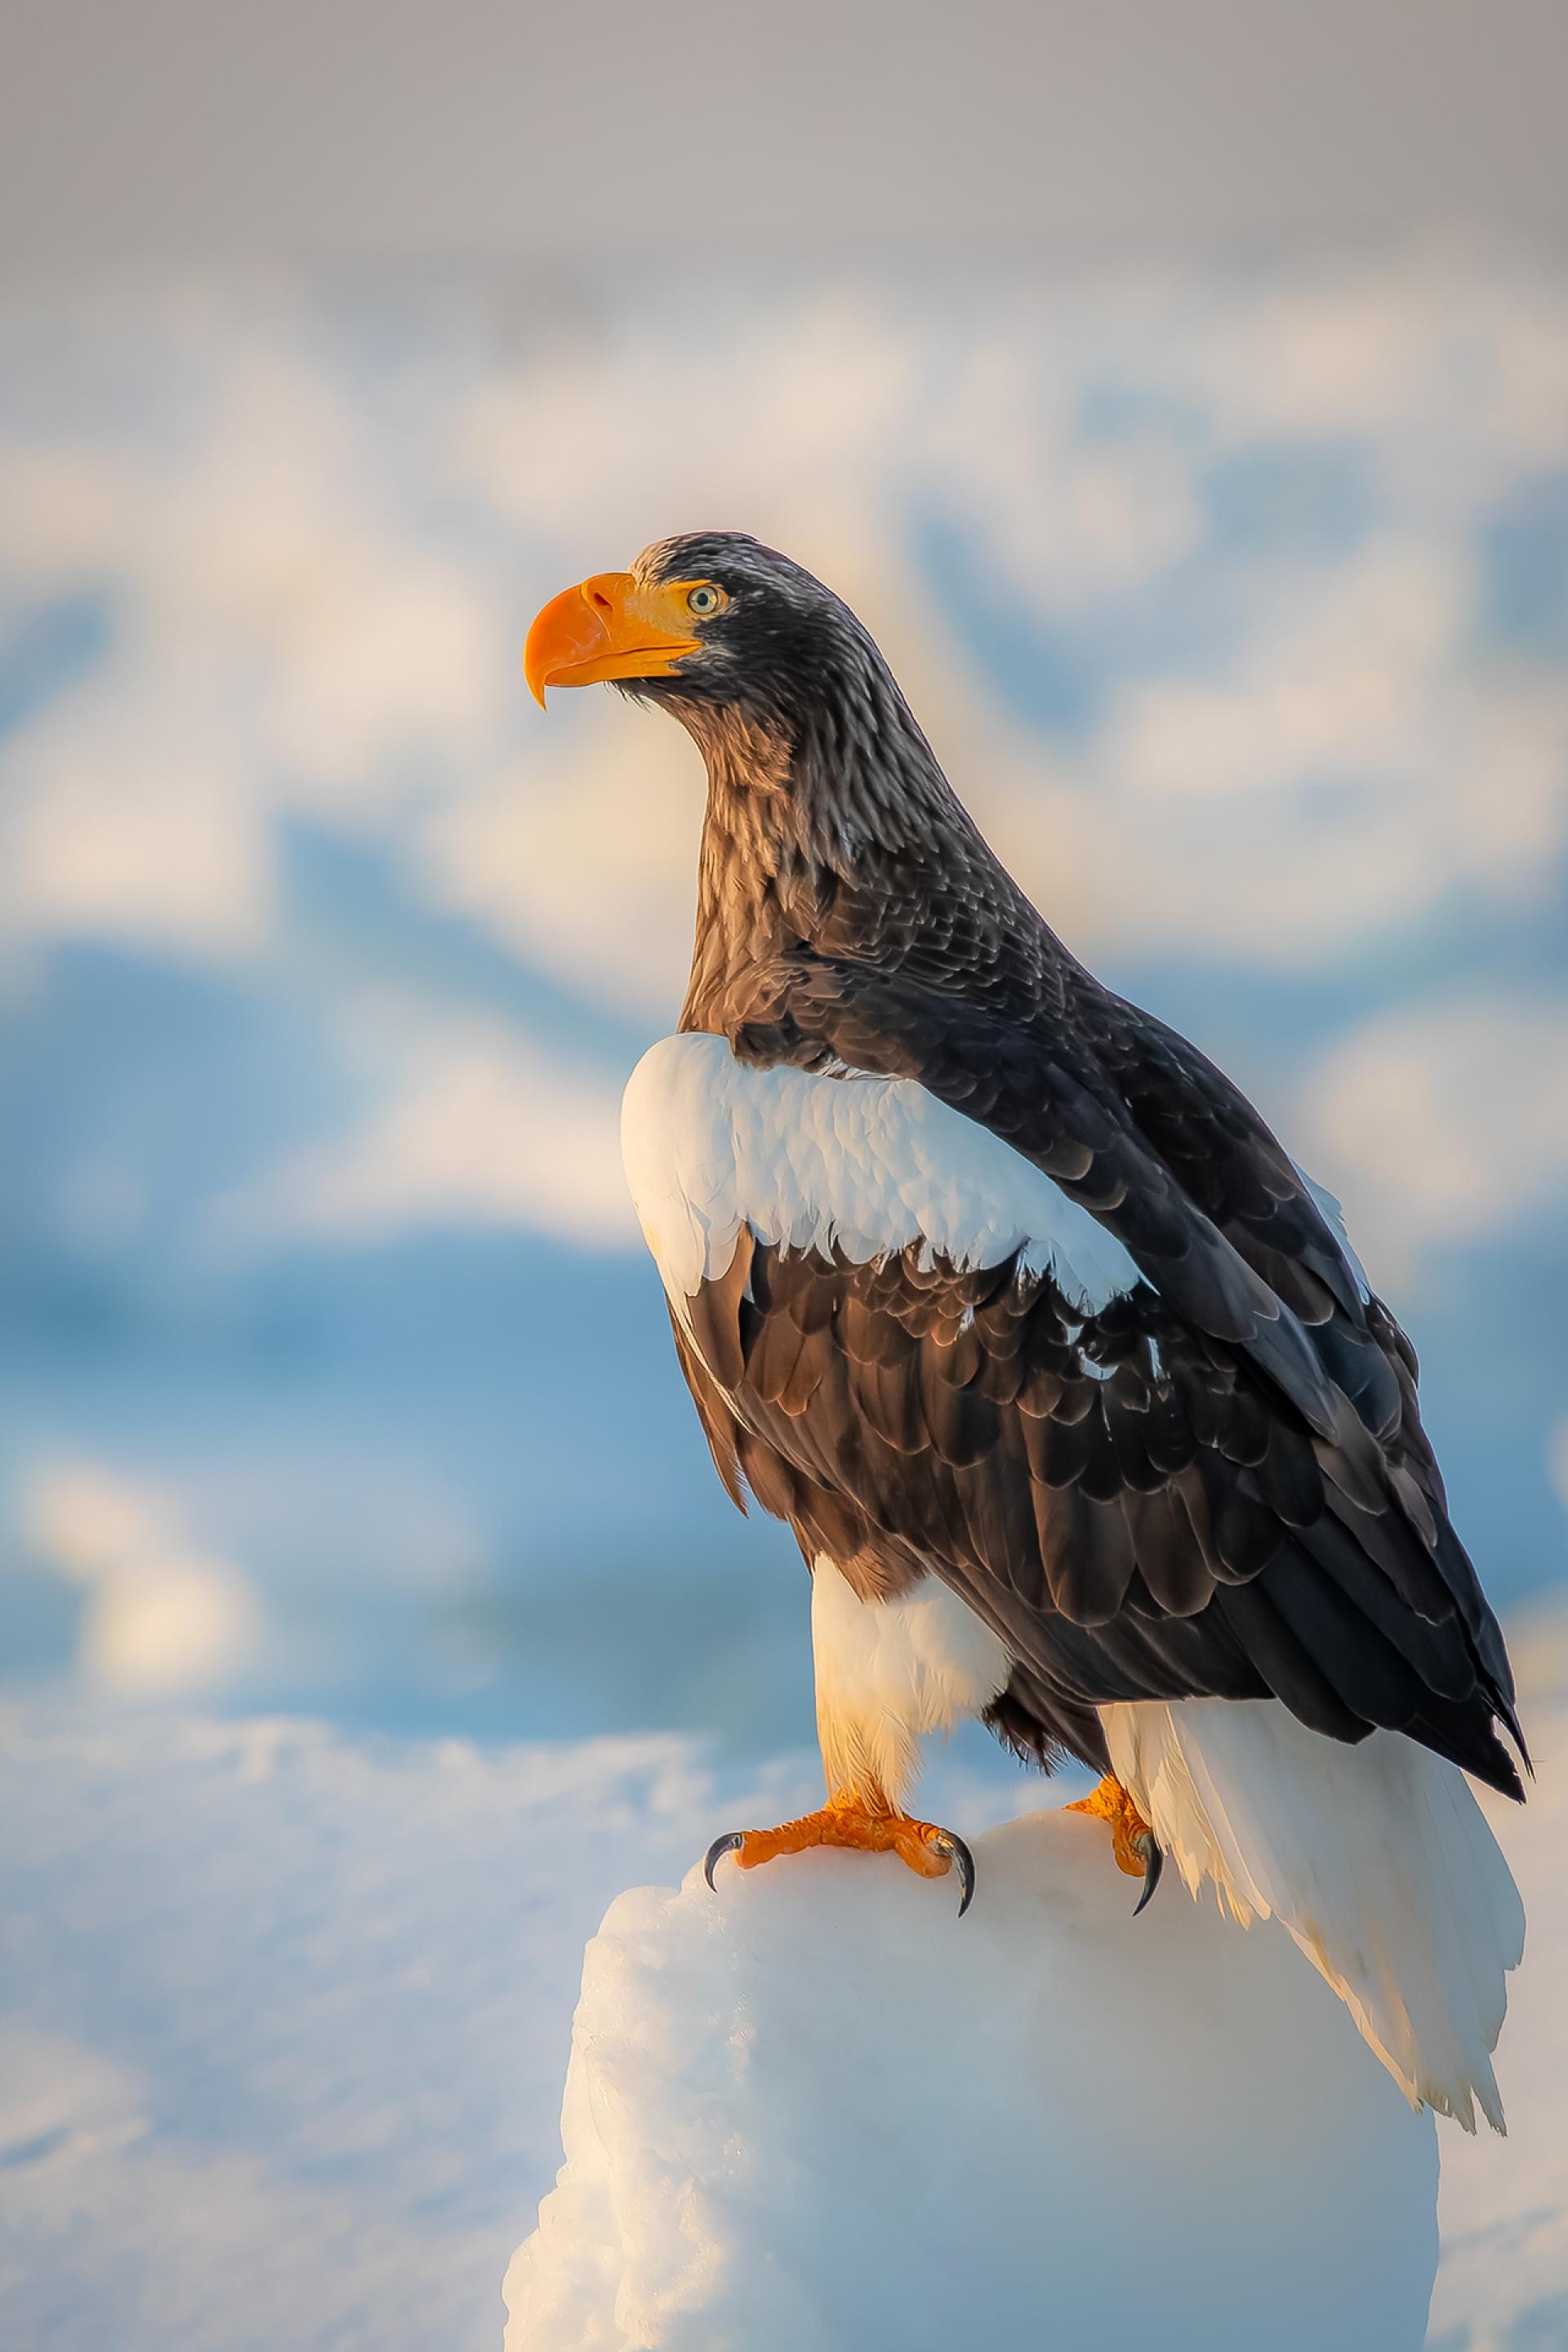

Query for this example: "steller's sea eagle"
[525,532,1526,2130]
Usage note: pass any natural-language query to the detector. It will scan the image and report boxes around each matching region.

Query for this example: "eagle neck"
[678,712,826,1037]
[675,668,1057,1039]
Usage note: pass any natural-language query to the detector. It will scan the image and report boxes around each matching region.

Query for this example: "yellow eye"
[686,582,724,617]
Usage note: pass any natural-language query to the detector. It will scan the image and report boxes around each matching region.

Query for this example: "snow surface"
[0,1615,1564,2349]
[1428,1606,1568,2352]
[0,1710,809,2351]
[504,1809,1439,2352]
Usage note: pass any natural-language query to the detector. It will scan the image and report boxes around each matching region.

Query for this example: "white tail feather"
[1102,1698,1525,2132]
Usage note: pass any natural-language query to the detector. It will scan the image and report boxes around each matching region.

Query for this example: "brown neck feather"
[673,696,1062,1040]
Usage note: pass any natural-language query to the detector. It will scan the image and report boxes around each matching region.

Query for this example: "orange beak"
[523,572,702,707]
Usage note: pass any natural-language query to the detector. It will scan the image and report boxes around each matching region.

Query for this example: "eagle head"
[525,532,877,728]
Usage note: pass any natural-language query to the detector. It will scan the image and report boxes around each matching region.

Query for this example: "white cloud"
[4,271,1568,996]
[1105,541,1467,801]
[429,702,710,1019]
[1549,1428,1568,1539]
[1138,264,1568,517]
[1296,990,1568,1276]
[0,444,141,572]
[221,996,635,1250]
[459,293,916,567]
[907,332,1204,613]
[1006,542,1568,971]
[22,1461,260,1697]
[138,354,505,795]
[1,665,273,957]
[1,311,511,962]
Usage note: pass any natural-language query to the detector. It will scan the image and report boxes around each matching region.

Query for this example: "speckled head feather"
[628,532,886,723]
[628,532,975,853]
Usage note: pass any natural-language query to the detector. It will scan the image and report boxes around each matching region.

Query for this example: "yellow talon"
[705,1792,976,1913]
[1070,1774,1158,1879]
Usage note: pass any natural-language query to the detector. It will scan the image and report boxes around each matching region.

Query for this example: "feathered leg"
[704,1559,1002,1913]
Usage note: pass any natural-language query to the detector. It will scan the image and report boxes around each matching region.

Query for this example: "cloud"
[1125,265,1568,509]
[1,307,510,962]
[2,667,273,958]
[4,270,1568,1004]
[907,336,1205,616]
[21,1460,260,1696]
[1550,1426,1568,1527]
[459,292,918,568]
[220,996,635,1250]
[1295,990,1568,1276]
[1014,542,1568,970]
[427,702,710,1020]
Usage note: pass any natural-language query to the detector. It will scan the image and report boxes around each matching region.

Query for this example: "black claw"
[1131,1831,1164,1917]
[932,1830,978,1918]
[703,1830,746,1891]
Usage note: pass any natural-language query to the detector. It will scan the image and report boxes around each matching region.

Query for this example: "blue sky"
[1,263,1566,1751]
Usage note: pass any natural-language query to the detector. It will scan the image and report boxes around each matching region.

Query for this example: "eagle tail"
[1102,1696,1525,2132]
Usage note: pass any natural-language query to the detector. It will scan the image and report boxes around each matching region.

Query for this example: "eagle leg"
[1068,1775,1165,1913]
[703,1792,975,1916]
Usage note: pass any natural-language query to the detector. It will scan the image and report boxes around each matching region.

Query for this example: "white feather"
[1103,1696,1525,2130]
[811,1559,1012,1806]
[621,1031,1140,1330]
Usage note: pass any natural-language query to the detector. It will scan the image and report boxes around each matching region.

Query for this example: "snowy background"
[2,258,1567,2345]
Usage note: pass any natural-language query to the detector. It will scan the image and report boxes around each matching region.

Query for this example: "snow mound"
[506,1805,1439,2352]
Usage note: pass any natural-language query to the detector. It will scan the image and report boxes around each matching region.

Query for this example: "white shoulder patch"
[621,1031,1141,1316]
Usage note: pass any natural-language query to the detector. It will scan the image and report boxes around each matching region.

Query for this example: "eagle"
[525,532,1526,2130]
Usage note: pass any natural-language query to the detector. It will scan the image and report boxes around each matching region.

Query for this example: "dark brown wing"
[675,1227,1520,1793]
[678,951,1522,1793]
[1059,978,1516,1703]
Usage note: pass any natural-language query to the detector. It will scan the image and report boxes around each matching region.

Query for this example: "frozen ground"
[0,1610,1563,2351]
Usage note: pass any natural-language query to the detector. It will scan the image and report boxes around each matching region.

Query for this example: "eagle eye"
[685,582,724,617]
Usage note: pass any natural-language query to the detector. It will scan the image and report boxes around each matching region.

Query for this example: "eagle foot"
[1068,1775,1165,1913]
[703,1793,975,1916]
